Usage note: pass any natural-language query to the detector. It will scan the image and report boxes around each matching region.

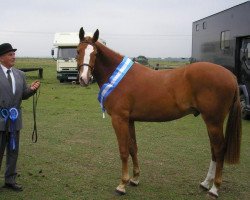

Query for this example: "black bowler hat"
[0,43,17,56]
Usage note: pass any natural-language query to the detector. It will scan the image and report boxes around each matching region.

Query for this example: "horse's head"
[77,27,99,86]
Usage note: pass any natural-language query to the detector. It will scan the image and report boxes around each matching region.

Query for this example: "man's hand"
[30,80,40,91]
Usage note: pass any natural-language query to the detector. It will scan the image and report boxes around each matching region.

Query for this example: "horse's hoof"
[129,179,139,187]
[200,183,209,191]
[207,191,218,199]
[115,189,126,196]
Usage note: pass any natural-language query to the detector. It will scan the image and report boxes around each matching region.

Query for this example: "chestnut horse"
[76,28,242,198]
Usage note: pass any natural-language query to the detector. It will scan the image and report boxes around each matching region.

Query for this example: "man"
[0,43,40,191]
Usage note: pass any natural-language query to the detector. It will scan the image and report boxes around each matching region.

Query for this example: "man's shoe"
[3,183,23,191]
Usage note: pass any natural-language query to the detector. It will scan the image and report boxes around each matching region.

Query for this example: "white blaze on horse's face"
[79,44,94,85]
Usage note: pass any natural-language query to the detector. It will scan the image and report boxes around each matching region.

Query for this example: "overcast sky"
[0,0,247,58]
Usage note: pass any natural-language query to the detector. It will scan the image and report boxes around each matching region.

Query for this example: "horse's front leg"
[112,115,130,195]
[128,121,140,186]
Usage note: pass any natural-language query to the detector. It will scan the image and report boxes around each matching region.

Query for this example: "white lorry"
[51,32,106,82]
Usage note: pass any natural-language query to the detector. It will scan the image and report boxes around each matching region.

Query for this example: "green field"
[0,58,249,200]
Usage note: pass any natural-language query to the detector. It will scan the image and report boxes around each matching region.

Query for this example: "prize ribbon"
[1,109,9,124]
[9,108,18,150]
[0,108,19,151]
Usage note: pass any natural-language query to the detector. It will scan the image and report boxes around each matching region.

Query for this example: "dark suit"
[0,65,34,184]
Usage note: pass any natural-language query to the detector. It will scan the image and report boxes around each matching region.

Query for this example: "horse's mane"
[96,41,123,62]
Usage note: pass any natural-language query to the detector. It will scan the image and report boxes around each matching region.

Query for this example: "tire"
[240,94,250,120]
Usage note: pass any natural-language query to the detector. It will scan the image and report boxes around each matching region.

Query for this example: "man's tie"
[6,69,16,150]
[7,69,13,92]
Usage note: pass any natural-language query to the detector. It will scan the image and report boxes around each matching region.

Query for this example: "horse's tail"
[224,85,242,164]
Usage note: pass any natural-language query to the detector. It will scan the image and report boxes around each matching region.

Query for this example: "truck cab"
[52,32,106,83]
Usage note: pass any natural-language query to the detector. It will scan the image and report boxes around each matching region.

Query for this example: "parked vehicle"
[191,1,250,119]
[51,32,106,83]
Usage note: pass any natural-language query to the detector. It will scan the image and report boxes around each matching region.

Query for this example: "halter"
[77,41,97,72]
[77,63,94,72]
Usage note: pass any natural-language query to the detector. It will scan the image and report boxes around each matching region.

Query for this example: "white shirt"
[1,64,16,94]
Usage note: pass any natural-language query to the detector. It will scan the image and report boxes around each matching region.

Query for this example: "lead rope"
[32,88,40,143]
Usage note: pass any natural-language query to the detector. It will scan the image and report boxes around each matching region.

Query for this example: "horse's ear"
[92,29,99,43]
[79,27,85,41]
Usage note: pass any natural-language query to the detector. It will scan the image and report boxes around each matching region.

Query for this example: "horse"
[76,28,242,198]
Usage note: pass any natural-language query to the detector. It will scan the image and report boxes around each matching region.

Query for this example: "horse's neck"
[94,42,123,88]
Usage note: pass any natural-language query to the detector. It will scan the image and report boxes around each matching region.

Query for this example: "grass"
[0,58,249,200]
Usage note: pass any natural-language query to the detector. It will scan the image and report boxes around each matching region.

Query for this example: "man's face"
[0,51,16,68]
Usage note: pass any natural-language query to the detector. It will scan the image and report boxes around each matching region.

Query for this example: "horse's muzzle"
[79,66,91,86]
[79,76,89,86]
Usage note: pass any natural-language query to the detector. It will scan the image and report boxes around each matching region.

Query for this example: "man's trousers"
[0,131,20,184]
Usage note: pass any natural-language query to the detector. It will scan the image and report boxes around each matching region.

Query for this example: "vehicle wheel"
[59,79,64,83]
[240,94,250,120]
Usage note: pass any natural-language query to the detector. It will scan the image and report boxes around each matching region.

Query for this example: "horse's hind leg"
[200,160,216,190]
[200,140,217,190]
[201,122,225,198]
[128,121,140,186]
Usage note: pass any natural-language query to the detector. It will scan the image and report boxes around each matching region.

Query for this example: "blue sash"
[98,57,134,115]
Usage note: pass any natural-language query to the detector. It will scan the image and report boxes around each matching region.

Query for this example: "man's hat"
[0,43,17,56]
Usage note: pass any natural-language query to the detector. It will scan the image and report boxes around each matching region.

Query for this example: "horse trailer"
[191,1,250,119]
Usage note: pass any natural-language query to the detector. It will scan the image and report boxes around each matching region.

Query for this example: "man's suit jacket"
[0,66,34,131]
